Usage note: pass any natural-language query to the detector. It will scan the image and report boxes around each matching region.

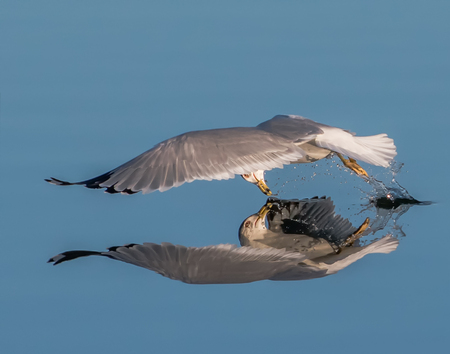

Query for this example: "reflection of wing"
[49,243,307,284]
[47,128,306,194]
[323,235,399,274]
[268,197,357,244]
[49,237,398,284]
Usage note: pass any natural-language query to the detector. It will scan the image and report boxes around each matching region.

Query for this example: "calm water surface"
[2,2,449,353]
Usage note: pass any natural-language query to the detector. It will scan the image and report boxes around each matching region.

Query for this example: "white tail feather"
[325,235,399,274]
[365,235,399,254]
[315,127,397,167]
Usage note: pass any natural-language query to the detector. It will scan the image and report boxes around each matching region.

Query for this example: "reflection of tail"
[325,235,399,274]
[316,127,397,167]
[367,235,400,254]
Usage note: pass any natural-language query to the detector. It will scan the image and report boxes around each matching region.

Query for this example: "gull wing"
[49,242,307,284]
[47,127,305,194]
[267,197,357,244]
[281,197,357,244]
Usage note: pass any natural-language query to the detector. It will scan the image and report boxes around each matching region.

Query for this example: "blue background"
[2,1,449,353]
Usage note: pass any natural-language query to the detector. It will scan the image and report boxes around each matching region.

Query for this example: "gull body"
[46,115,397,195]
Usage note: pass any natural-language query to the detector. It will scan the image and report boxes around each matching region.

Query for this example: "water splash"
[355,161,431,241]
[362,160,430,206]
[271,159,430,239]
[365,161,412,199]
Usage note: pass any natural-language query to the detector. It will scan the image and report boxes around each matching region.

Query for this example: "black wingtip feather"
[105,185,121,194]
[46,171,115,189]
[45,170,139,195]
[46,171,139,194]
[45,177,75,186]
[122,189,138,195]
[48,250,103,265]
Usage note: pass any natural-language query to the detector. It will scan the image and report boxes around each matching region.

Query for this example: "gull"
[48,197,398,284]
[46,115,397,196]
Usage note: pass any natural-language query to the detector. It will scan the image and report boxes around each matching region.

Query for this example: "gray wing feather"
[75,127,305,194]
[49,238,396,283]
[47,115,331,193]
[103,243,307,284]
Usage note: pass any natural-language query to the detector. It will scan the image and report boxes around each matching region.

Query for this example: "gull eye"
[243,174,250,178]
[244,221,251,227]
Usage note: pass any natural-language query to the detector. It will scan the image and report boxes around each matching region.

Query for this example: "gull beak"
[256,179,272,196]
[256,203,273,222]
[242,171,272,196]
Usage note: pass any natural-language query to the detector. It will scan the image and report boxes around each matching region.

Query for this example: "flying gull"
[46,115,397,196]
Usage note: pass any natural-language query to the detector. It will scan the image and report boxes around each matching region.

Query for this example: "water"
[2,2,449,353]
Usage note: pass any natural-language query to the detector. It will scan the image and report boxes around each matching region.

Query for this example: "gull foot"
[336,153,369,177]
[341,217,370,248]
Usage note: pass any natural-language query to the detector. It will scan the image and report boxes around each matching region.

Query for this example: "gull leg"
[340,217,370,248]
[336,153,369,177]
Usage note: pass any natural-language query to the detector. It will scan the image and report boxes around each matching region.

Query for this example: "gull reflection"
[49,197,402,284]
[238,197,397,281]
[240,197,370,257]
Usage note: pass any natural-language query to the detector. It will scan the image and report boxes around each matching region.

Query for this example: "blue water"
[2,1,449,353]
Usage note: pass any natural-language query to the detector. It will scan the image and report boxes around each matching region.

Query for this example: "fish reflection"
[49,197,403,284]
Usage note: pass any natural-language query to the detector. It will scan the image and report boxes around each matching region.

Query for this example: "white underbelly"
[244,233,336,259]
[292,141,331,164]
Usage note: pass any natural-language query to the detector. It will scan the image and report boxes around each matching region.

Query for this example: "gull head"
[241,170,272,196]
[238,213,268,246]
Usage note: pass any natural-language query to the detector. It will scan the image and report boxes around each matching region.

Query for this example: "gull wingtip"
[45,177,74,186]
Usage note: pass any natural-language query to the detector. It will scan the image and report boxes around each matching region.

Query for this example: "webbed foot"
[336,153,369,177]
[341,217,370,248]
